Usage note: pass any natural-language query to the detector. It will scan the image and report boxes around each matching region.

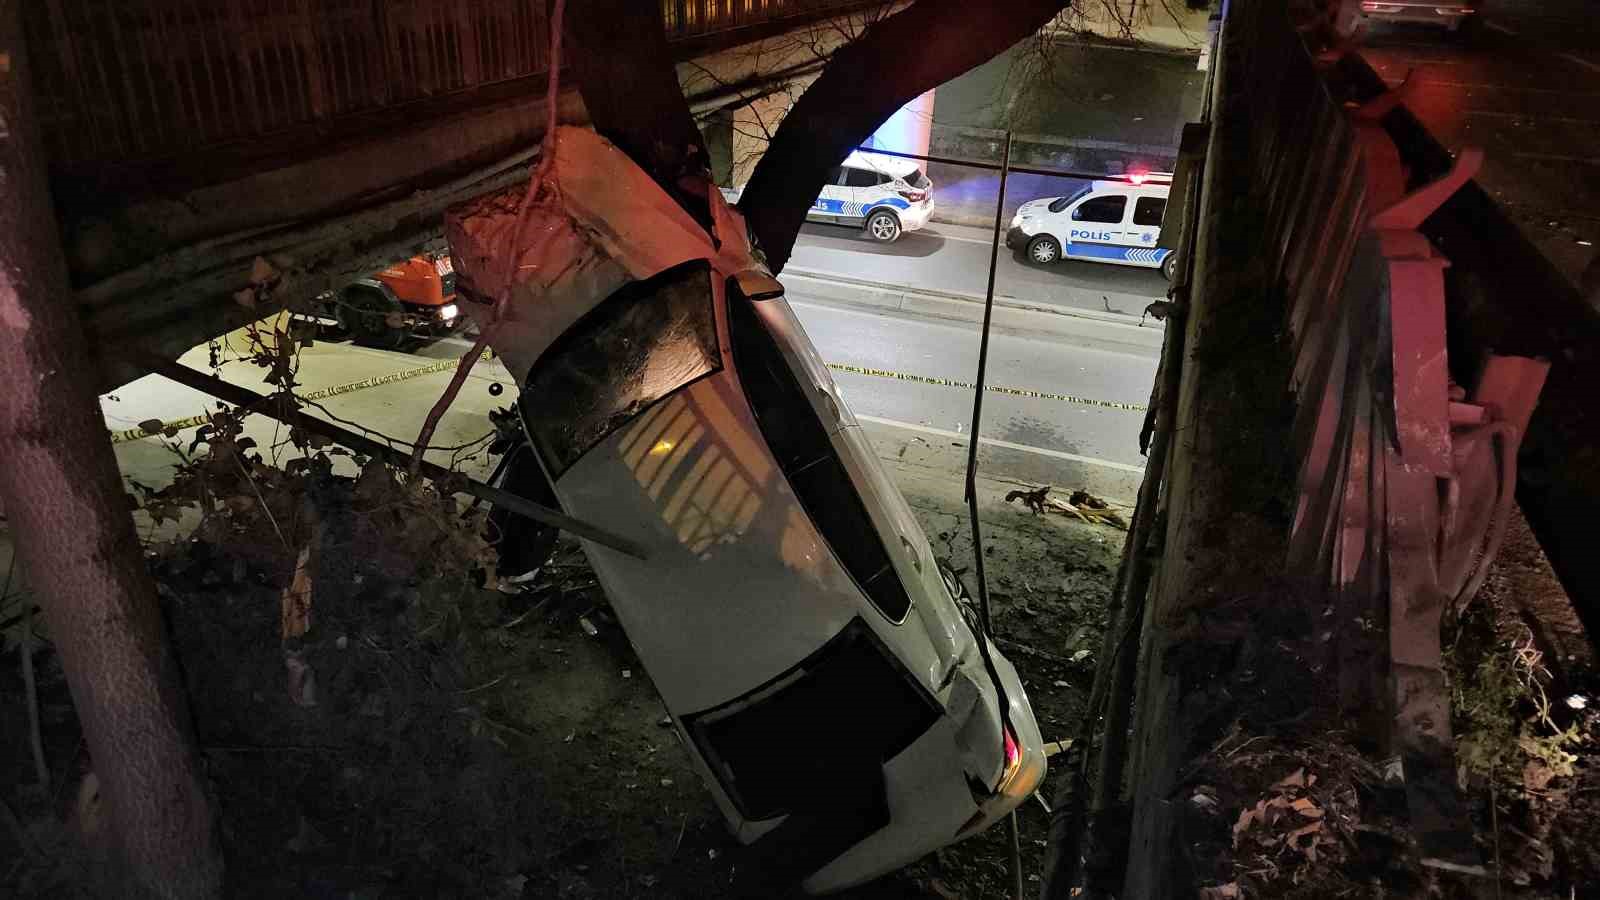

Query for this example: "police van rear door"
[1129,194,1167,253]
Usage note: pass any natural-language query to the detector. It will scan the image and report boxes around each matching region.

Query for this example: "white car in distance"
[723,151,935,243]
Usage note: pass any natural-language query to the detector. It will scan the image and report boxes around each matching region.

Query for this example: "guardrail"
[21,0,871,171]
[1093,0,1553,892]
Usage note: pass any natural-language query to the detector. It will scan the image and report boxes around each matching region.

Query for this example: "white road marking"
[1558,53,1600,75]
[923,229,998,246]
[855,414,1147,474]
[1510,151,1600,166]
[1466,109,1600,126]
[1483,19,1517,35]
[1381,76,1600,97]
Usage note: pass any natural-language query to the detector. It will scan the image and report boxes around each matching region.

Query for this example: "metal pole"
[962,132,1022,900]
[140,355,650,561]
[965,132,1012,631]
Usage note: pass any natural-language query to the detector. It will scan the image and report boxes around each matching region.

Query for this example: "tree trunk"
[565,0,714,230]
[0,7,223,898]
[738,0,1070,273]
[565,0,1069,274]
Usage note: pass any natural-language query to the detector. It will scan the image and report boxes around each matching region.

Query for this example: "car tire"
[1026,235,1061,265]
[1161,251,1178,282]
[865,210,902,242]
[338,286,406,350]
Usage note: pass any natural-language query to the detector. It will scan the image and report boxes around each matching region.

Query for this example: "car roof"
[1088,178,1171,195]
[843,150,922,179]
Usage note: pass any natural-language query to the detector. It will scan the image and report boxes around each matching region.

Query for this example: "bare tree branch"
[738,0,1074,273]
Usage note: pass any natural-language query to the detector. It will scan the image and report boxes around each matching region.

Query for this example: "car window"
[1072,195,1127,223]
[1048,185,1092,214]
[727,290,912,622]
[906,169,930,189]
[522,259,721,476]
[1133,196,1167,227]
[843,167,882,188]
[824,166,846,186]
[685,617,939,820]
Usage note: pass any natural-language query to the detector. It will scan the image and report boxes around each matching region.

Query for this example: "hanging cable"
[960,131,1025,900]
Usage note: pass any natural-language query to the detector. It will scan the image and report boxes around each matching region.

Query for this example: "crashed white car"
[446,128,1045,893]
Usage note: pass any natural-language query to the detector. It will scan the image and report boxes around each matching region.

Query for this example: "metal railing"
[22,0,872,170]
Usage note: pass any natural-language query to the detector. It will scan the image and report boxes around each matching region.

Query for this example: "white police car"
[805,151,935,242]
[1006,175,1177,281]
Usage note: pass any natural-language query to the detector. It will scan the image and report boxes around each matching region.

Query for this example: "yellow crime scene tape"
[109,353,1142,447]
[824,363,1148,413]
[107,352,497,445]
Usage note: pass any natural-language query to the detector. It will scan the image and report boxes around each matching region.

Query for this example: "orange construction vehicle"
[326,250,463,347]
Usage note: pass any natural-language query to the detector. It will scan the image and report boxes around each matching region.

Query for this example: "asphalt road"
[1358,0,1600,285]
[784,298,1157,472]
[415,289,1160,477]
[786,220,1171,317]
[933,39,1206,149]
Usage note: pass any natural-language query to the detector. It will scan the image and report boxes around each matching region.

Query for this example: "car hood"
[1014,198,1055,218]
[444,126,762,383]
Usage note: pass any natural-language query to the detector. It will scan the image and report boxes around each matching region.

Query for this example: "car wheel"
[338,286,406,350]
[1026,235,1061,265]
[865,210,901,242]
[1161,251,1178,282]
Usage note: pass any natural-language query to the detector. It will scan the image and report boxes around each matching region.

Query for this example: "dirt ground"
[0,450,1124,898]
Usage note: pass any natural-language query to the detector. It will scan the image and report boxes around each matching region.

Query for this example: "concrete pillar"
[866,89,935,161]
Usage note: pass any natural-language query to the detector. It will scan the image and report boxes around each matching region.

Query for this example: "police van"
[808,151,935,242]
[1005,174,1177,280]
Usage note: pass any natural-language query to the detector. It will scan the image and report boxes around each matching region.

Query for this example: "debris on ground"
[1003,484,1128,529]
[2,422,1129,898]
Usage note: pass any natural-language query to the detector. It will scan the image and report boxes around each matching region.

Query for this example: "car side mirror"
[731,270,785,301]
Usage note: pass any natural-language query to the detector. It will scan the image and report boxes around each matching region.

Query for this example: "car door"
[840,166,885,225]
[1064,192,1129,262]
[1127,194,1167,266]
[810,166,849,223]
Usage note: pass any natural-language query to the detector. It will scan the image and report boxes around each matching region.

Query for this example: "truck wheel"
[338,286,406,350]
[865,210,902,242]
[1026,235,1061,264]
[1161,251,1178,282]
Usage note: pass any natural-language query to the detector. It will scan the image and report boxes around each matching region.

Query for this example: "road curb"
[780,267,1166,351]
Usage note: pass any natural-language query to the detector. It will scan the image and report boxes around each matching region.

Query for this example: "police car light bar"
[1121,171,1175,185]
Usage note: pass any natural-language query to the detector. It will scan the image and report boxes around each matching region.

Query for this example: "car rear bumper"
[898,201,933,232]
[802,648,1046,893]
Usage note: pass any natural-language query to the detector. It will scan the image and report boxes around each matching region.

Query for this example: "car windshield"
[1048,185,1092,214]
[905,168,930,189]
[521,259,721,476]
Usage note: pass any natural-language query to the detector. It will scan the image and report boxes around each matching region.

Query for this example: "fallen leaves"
[1232,766,1336,867]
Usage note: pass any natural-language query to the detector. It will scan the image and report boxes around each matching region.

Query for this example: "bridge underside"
[23,0,875,390]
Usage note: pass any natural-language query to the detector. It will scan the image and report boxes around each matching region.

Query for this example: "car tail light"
[898,189,927,203]
[951,724,1032,839]
[998,725,1023,793]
